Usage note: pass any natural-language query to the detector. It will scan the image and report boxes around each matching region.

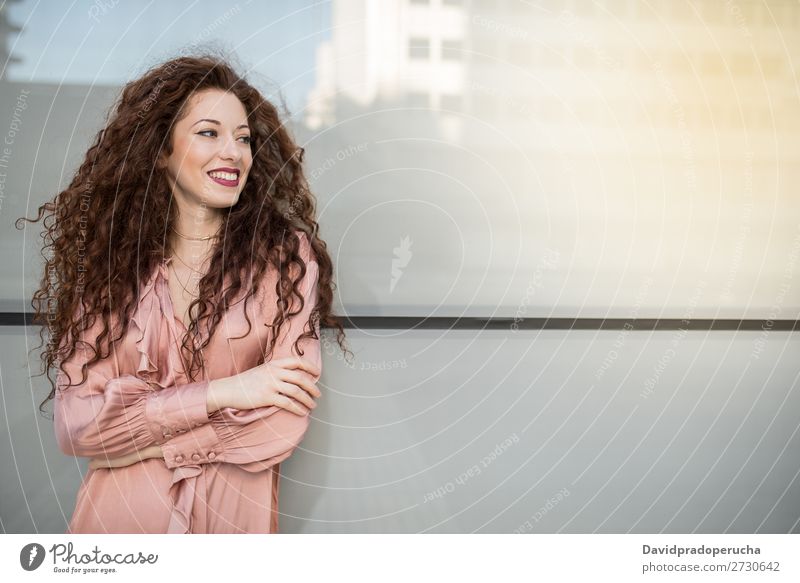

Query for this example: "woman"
[17,54,350,533]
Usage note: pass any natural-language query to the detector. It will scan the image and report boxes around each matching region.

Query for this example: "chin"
[206,197,240,209]
[195,188,241,206]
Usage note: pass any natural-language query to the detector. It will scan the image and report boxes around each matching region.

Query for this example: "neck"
[169,216,221,270]
[173,211,221,237]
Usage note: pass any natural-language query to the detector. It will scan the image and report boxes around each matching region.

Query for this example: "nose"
[219,135,242,162]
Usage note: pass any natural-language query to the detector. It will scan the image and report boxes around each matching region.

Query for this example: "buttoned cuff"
[161,422,223,469]
[144,380,211,444]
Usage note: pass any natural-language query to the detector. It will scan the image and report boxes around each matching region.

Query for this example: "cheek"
[169,141,202,177]
[178,150,209,181]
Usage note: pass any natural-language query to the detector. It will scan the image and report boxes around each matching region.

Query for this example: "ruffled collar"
[132,257,173,311]
[130,257,205,387]
[130,257,258,387]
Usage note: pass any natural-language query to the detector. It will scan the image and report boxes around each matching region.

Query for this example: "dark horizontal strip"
[340,317,800,331]
[3,312,798,331]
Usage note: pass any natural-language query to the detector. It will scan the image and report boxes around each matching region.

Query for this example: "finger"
[283,369,321,400]
[278,381,316,410]
[278,382,315,411]
[274,391,310,416]
[272,356,321,378]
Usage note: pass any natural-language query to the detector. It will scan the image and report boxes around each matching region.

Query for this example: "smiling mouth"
[207,171,240,187]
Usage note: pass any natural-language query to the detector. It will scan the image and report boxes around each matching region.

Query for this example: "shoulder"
[290,231,320,299]
[255,230,318,302]
[293,229,317,265]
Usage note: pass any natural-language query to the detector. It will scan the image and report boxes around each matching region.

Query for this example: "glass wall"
[1,0,798,536]
[1,0,798,320]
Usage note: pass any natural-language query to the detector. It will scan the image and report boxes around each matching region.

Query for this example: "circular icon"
[20,543,46,571]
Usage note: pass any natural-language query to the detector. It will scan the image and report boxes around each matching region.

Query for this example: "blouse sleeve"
[54,316,212,460]
[158,236,322,474]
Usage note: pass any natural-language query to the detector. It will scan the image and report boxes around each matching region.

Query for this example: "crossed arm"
[88,444,163,470]
[56,258,322,474]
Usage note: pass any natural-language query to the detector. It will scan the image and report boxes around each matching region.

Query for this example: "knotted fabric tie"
[167,465,205,533]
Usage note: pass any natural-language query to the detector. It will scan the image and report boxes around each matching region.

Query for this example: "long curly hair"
[16,53,351,415]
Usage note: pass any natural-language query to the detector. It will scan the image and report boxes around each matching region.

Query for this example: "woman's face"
[160,88,253,212]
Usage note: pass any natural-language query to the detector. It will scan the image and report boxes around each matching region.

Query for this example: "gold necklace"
[170,248,210,275]
[171,225,220,241]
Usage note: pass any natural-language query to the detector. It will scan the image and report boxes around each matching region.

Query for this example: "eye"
[198,130,251,144]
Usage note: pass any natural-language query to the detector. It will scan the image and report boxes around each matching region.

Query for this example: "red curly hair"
[16,52,351,414]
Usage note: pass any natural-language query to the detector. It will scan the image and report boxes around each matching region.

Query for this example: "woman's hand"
[211,357,321,416]
[88,445,163,470]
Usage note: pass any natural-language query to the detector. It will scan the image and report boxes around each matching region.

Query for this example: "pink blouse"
[54,232,321,534]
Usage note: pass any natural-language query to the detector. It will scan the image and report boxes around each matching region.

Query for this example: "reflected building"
[305,0,467,142]
[307,0,800,153]
[1,0,798,316]
[462,0,800,157]
[300,0,800,319]
[0,0,23,79]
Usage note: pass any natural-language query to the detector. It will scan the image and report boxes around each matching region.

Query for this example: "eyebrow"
[192,118,250,131]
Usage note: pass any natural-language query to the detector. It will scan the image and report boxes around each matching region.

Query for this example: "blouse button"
[192,453,201,462]
[175,455,184,463]
[208,452,216,460]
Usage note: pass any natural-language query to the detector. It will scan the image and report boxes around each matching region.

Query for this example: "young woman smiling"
[18,53,350,534]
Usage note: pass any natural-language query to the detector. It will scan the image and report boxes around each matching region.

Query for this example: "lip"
[207,167,241,187]
[208,167,240,175]
[206,170,239,187]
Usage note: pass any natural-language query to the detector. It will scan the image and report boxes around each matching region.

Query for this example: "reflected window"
[442,40,462,60]
[440,94,462,112]
[700,53,724,76]
[758,54,783,77]
[409,37,430,59]
[471,37,499,63]
[601,0,629,19]
[668,1,694,21]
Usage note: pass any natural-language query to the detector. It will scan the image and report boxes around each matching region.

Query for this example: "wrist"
[207,378,230,413]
